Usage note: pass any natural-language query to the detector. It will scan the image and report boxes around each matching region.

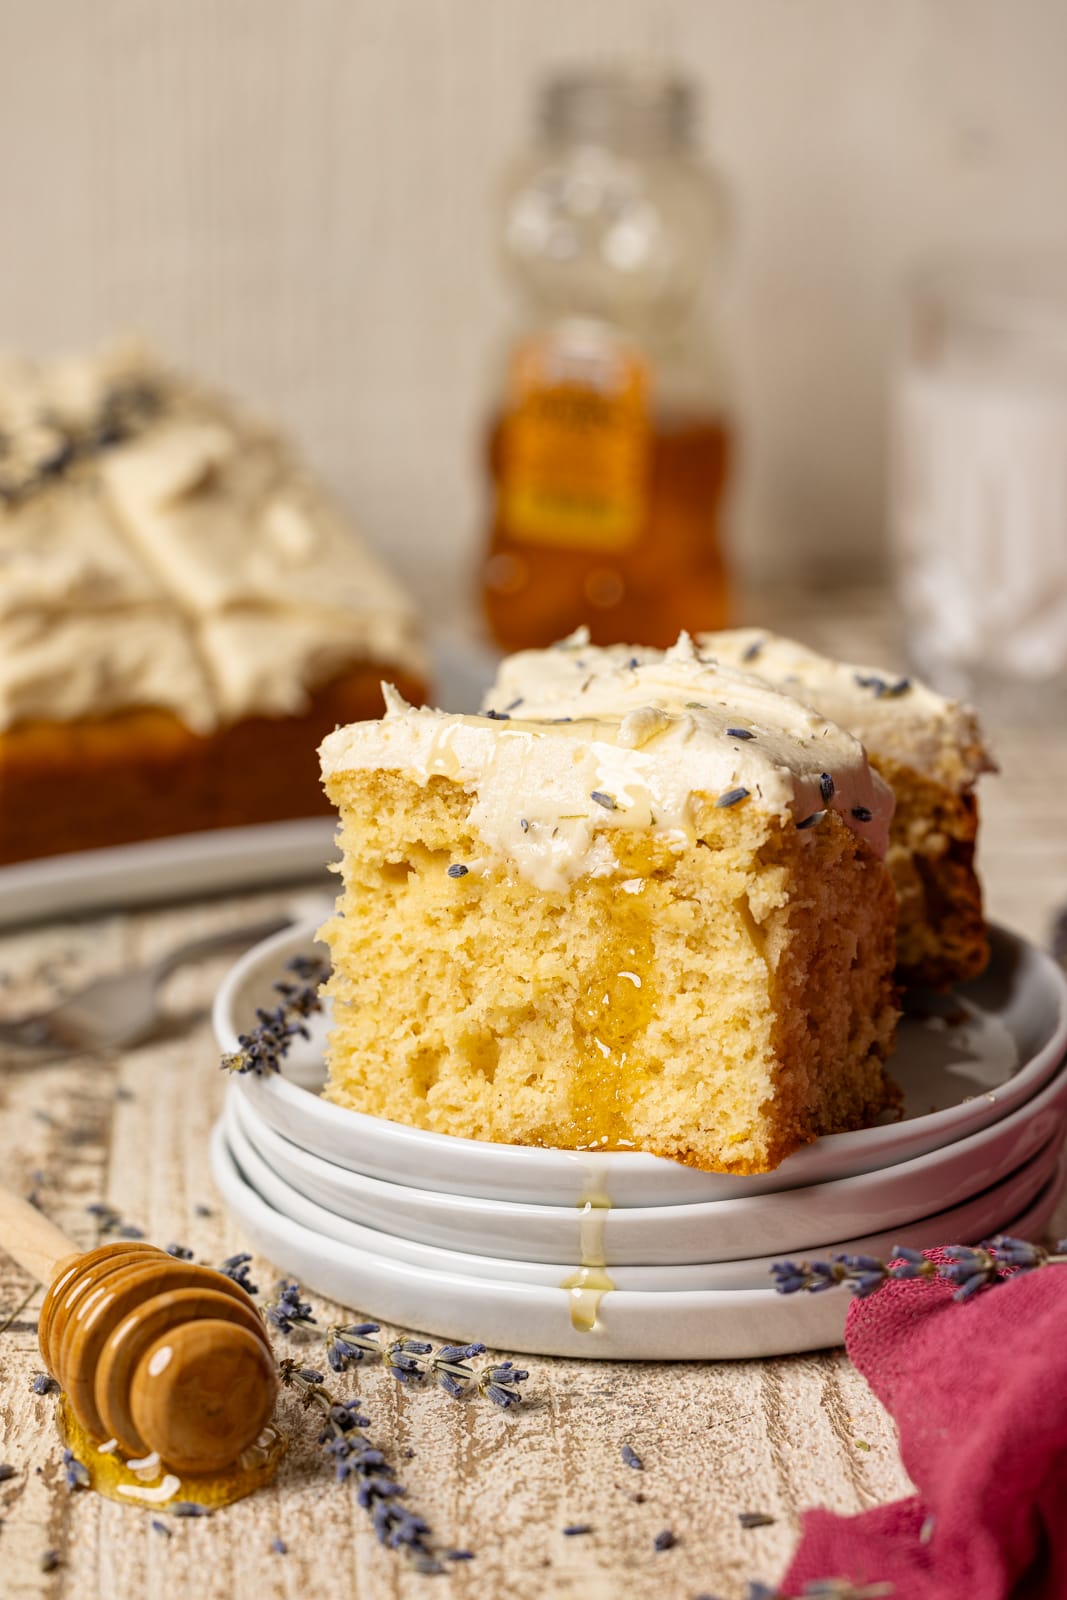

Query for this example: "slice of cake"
[0,343,427,863]
[699,631,996,989]
[319,641,899,1174]
[489,629,996,990]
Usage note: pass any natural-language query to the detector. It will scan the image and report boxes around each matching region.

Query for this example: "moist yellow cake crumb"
[318,642,900,1175]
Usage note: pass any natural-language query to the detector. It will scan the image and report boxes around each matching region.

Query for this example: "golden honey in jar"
[481,68,733,650]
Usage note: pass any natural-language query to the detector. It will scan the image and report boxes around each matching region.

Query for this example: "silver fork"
[0,914,293,1055]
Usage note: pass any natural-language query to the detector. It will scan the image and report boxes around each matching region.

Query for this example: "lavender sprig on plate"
[221,954,328,1077]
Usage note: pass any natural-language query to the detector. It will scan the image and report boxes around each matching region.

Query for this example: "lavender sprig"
[266,1281,318,1335]
[221,954,327,1076]
[772,1235,1067,1304]
[279,1361,443,1574]
[325,1323,528,1406]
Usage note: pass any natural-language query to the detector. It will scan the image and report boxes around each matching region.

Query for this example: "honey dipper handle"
[0,1188,80,1286]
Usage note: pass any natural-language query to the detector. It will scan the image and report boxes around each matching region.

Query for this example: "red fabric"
[781,1255,1067,1600]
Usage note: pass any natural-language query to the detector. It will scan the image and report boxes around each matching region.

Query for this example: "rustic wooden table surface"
[2,596,1065,1600]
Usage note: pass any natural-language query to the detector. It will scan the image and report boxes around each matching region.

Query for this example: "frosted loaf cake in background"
[490,629,996,989]
[0,344,427,863]
[319,642,900,1175]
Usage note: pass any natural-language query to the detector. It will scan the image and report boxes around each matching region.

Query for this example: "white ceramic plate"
[220,1094,1064,1293]
[0,819,338,931]
[215,919,1067,1207]
[209,1122,1067,1359]
[226,1048,1067,1265]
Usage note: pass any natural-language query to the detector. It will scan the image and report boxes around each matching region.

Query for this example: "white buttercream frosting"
[0,344,426,733]
[488,627,995,793]
[322,635,894,892]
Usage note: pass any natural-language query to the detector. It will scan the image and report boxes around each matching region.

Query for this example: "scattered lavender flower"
[270,1537,288,1554]
[194,1203,215,1218]
[479,1360,529,1409]
[772,1235,1067,1304]
[279,1362,443,1574]
[32,1374,59,1396]
[151,1519,172,1537]
[171,1502,211,1518]
[715,787,750,808]
[563,1524,592,1536]
[590,791,617,810]
[819,772,835,802]
[447,1549,475,1561]
[218,1253,258,1296]
[326,1323,525,1406]
[739,1511,776,1529]
[654,1528,677,1550]
[221,954,327,1076]
[726,728,755,741]
[620,1442,643,1470]
[446,864,470,879]
[62,1450,89,1491]
[165,1243,194,1260]
[265,1281,317,1335]
[86,1202,144,1240]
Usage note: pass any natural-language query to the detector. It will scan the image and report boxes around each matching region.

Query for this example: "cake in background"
[318,639,899,1175]
[0,343,427,865]
[487,628,996,989]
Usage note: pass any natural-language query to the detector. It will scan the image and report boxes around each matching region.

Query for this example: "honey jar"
[480,67,733,650]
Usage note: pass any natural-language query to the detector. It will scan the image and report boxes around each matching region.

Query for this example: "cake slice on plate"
[319,640,899,1175]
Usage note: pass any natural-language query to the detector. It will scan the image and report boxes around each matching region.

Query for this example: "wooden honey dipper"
[3,1190,278,1475]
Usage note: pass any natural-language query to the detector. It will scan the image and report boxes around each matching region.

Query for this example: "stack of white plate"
[211,920,1067,1360]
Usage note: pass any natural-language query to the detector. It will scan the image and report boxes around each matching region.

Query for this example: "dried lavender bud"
[715,788,750,808]
[218,1253,258,1295]
[165,1243,194,1260]
[483,709,511,720]
[653,1529,677,1550]
[171,1502,211,1517]
[796,811,826,831]
[40,1551,61,1573]
[265,1281,317,1335]
[446,863,470,878]
[563,1524,592,1536]
[850,806,873,823]
[620,1443,643,1470]
[31,1374,59,1396]
[726,728,755,741]
[479,1360,529,1409]
[738,1511,776,1529]
[447,1550,475,1561]
[590,791,617,810]
[151,1519,172,1537]
[270,1537,287,1554]
[62,1450,89,1491]
[819,772,835,802]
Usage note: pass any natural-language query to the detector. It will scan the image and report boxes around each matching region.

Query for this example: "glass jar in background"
[480,67,733,650]
[891,263,1067,712]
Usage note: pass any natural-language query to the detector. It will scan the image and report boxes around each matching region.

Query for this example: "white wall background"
[1,1,1065,615]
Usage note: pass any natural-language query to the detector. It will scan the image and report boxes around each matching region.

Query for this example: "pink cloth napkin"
[782,1252,1067,1599]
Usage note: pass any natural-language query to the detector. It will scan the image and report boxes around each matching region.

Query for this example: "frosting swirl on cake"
[322,638,894,892]
[0,344,426,733]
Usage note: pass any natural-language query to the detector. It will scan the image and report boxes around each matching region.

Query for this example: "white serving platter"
[0,819,338,931]
[220,1095,1063,1293]
[210,1121,1067,1360]
[226,1046,1067,1265]
[215,918,1067,1208]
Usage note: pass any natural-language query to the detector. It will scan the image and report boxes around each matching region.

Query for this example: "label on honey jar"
[497,322,651,551]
